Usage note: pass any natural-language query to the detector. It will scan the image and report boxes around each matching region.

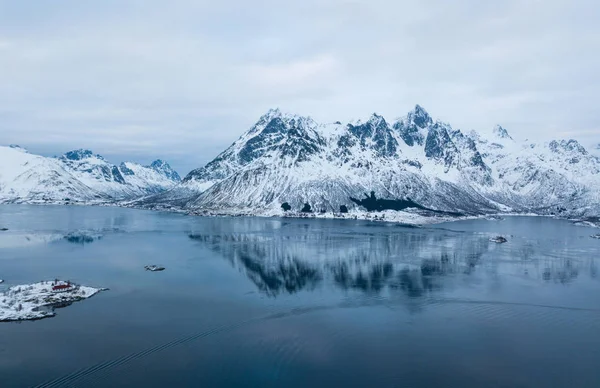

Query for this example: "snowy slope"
[0,146,104,203]
[144,105,600,218]
[0,146,180,203]
[471,129,600,216]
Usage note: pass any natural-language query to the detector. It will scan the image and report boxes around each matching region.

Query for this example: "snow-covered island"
[0,280,107,322]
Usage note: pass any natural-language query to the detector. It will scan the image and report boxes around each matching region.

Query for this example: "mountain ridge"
[144,105,599,220]
[0,146,180,203]
[2,105,599,224]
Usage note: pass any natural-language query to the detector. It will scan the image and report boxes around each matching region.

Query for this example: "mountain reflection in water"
[189,221,591,298]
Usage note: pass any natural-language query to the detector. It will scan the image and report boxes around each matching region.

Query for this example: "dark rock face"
[63,149,96,161]
[281,202,291,211]
[184,112,326,184]
[111,166,126,184]
[119,162,135,176]
[346,114,398,157]
[410,105,433,128]
[393,105,432,146]
[238,117,325,165]
[149,159,181,181]
[450,129,491,173]
[340,205,349,213]
[425,124,458,168]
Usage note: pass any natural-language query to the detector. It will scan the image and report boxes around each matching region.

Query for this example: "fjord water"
[0,206,599,387]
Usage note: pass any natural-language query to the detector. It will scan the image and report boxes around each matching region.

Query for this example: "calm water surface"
[0,205,599,387]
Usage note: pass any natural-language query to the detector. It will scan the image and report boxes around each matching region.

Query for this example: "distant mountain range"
[0,145,180,203]
[2,105,600,222]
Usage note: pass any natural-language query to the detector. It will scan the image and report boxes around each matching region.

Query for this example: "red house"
[52,281,74,292]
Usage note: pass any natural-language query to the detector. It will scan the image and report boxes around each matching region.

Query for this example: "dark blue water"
[0,205,599,387]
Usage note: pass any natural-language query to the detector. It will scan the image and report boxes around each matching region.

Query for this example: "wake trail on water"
[33,298,600,388]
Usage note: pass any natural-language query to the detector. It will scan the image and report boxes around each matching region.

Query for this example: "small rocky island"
[145,265,165,272]
[0,280,107,322]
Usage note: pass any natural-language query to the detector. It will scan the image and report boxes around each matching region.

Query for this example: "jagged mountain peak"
[149,159,181,181]
[258,107,313,123]
[407,104,433,128]
[549,139,588,155]
[62,149,104,161]
[354,113,387,127]
[343,113,397,158]
[150,159,166,167]
[392,105,433,147]
[265,107,281,116]
[247,108,316,139]
[493,125,513,140]
[367,112,386,125]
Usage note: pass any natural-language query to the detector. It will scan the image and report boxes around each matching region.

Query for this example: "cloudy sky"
[1,0,599,174]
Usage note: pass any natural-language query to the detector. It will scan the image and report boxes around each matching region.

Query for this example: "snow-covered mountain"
[143,105,600,219]
[0,146,180,203]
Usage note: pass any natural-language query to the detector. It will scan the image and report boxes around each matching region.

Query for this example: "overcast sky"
[1,0,599,175]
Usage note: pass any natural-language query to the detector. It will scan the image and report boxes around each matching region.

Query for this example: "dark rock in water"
[591,234,600,239]
[301,203,312,213]
[281,202,291,212]
[490,236,508,243]
[0,228,8,231]
[339,205,349,213]
[145,265,165,272]
[63,231,102,244]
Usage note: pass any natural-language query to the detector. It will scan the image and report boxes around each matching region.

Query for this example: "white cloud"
[244,54,340,90]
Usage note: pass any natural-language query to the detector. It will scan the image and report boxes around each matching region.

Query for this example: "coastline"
[1,200,596,228]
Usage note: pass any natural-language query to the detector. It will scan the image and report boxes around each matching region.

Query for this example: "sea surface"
[0,205,599,387]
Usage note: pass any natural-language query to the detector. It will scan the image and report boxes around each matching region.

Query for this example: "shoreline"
[0,200,596,228]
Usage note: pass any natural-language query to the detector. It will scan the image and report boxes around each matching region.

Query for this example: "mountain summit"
[492,125,513,140]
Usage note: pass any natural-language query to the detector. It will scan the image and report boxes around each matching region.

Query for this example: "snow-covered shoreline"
[0,281,107,322]
[182,206,572,226]
[1,200,597,228]
[186,208,471,225]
